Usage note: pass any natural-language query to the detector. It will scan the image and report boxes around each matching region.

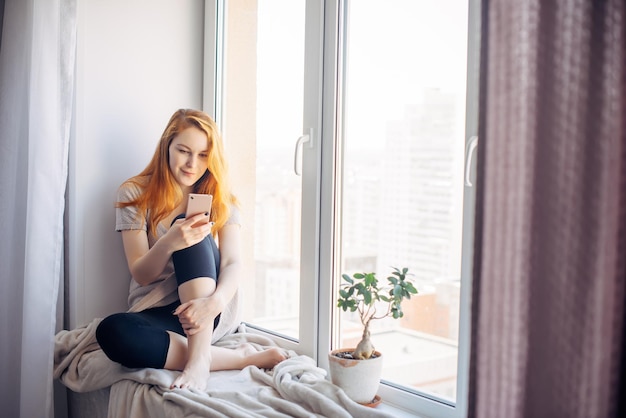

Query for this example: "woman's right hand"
[163,212,213,252]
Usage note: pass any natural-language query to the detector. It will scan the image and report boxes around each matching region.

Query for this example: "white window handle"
[294,129,313,176]
[465,135,478,187]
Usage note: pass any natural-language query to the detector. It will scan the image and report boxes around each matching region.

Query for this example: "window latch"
[294,128,313,176]
[464,135,478,187]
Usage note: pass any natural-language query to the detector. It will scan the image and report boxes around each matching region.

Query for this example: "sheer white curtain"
[0,0,76,417]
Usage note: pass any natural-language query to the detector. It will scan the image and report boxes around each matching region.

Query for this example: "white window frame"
[202,0,323,360]
[202,0,224,125]
[203,0,481,416]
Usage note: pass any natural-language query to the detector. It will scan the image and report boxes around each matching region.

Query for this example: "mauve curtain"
[0,0,76,417]
[469,1,625,417]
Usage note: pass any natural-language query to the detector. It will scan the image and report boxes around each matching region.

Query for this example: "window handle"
[294,128,313,176]
[464,135,478,187]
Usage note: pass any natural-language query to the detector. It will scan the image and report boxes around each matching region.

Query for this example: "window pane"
[338,0,469,402]
[222,0,306,340]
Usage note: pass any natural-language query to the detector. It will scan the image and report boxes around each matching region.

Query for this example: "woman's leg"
[168,216,287,388]
[170,277,216,389]
[95,303,285,375]
[164,332,287,372]
[96,303,184,369]
[169,227,221,390]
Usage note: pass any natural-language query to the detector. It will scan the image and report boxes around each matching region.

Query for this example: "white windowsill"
[378,402,427,417]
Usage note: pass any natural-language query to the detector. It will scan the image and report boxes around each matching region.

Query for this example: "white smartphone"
[186,193,213,220]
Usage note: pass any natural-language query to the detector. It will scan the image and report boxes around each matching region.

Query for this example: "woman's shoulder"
[116,176,150,231]
[117,176,149,201]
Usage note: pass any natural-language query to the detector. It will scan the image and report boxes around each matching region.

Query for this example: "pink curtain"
[469,1,626,417]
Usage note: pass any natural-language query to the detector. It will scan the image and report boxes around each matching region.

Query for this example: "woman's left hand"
[173,294,226,336]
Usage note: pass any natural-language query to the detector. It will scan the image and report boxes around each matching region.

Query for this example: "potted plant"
[329,267,418,406]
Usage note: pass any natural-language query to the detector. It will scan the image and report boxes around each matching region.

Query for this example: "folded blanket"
[54,278,394,417]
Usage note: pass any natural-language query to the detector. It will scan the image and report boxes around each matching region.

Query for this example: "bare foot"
[170,354,211,391]
[242,346,288,369]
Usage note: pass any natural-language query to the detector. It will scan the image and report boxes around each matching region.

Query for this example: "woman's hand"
[173,293,226,336]
[163,213,213,252]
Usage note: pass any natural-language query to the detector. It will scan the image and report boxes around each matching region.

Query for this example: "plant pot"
[328,348,383,405]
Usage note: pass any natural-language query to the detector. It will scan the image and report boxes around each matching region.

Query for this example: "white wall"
[68,0,205,327]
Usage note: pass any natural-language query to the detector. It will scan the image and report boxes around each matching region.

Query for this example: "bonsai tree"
[337,267,418,360]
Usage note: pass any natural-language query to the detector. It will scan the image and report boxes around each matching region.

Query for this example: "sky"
[255,0,470,151]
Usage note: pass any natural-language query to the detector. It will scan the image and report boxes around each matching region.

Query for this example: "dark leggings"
[96,217,220,369]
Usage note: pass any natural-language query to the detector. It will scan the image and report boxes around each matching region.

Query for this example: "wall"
[68,0,205,328]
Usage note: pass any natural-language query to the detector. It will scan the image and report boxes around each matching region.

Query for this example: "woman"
[96,109,285,391]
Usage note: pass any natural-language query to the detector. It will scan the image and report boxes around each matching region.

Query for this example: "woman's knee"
[96,313,170,369]
[96,314,130,363]
[172,235,220,285]
[96,313,127,346]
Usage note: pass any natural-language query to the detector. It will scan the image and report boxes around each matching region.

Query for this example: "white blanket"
[54,280,393,417]
[106,335,394,418]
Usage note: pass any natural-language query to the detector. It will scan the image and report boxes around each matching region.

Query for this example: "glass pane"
[338,0,469,402]
[222,0,306,340]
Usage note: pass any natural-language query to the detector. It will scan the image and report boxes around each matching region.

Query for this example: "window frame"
[203,0,323,359]
[203,0,481,416]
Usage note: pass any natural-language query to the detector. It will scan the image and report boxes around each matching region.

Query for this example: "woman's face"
[168,126,209,191]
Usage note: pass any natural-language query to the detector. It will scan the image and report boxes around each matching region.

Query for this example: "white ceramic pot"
[328,348,383,404]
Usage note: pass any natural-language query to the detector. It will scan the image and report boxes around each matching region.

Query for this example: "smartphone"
[186,193,213,221]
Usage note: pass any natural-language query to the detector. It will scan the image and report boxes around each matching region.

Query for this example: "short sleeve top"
[115,181,241,308]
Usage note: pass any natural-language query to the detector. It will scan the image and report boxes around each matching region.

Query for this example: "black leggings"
[96,219,220,369]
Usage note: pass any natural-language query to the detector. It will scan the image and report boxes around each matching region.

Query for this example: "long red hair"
[117,109,237,235]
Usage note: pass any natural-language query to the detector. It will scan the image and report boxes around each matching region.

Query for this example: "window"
[212,0,309,348]
[338,0,472,406]
[206,0,479,415]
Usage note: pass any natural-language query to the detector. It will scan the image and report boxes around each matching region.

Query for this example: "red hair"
[117,109,237,236]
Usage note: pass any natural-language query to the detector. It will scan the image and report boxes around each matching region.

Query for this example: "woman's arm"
[174,222,243,334]
[122,212,213,286]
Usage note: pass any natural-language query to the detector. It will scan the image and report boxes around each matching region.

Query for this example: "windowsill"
[245,325,432,417]
[378,402,427,417]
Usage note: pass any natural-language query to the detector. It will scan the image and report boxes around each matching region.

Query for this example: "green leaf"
[393,284,402,298]
[363,291,372,305]
[355,283,365,294]
[342,274,354,284]
[405,282,418,294]
[354,273,365,279]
